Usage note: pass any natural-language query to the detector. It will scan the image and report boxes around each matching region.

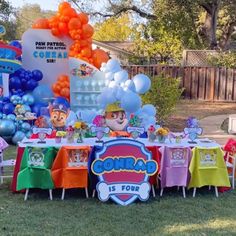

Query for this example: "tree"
[93,14,135,41]
[70,0,236,50]
[15,4,54,39]
[0,0,17,41]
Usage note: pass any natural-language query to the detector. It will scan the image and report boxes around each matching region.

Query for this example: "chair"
[225,152,236,189]
[0,137,15,184]
[223,138,236,189]
[51,146,91,200]
[159,146,192,198]
[189,147,231,197]
[16,147,57,200]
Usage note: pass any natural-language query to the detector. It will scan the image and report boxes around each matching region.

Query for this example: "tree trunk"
[200,1,220,49]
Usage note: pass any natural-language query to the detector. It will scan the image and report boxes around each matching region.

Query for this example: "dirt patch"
[165,100,236,132]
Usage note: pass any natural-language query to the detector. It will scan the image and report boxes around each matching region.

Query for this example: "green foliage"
[93,14,136,41]
[134,26,183,64]
[15,4,54,39]
[142,74,184,123]
[207,51,236,68]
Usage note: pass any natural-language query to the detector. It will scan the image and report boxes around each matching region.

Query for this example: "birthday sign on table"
[92,139,158,206]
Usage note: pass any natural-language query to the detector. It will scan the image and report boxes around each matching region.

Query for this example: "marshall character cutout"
[104,102,128,131]
[49,98,70,131]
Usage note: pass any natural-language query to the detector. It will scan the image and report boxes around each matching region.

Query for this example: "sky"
[9,0,62,11]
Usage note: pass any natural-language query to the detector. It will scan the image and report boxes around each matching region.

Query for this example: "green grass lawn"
[1,146,236,236]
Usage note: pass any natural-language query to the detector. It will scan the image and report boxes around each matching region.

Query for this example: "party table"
[11,137,221,192]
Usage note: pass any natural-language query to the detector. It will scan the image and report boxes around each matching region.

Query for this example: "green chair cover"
[17,147,57,191]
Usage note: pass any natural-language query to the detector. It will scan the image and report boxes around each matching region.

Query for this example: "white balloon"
[106,59,121,73]
[108,81,117,88]
[133,74,151,94]
[105,72,114,81]
[114,70,129,84]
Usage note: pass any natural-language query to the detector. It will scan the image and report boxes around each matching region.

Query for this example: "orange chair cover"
[51,146,91,189]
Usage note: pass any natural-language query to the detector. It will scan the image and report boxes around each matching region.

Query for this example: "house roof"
[92,40,135,56]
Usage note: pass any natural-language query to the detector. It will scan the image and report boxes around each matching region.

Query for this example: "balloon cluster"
[0,68,54,144]
[52,74,70,101]
[97,59,157,130]
[32,2,109,69]
[9,68,43,96]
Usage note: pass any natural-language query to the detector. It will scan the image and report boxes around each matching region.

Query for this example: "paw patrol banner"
[22,29,72,86]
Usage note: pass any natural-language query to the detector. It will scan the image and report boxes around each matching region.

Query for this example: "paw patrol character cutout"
[199,149,217,167]
[49,98,70,131]
[68,149,88,167]
[104,103,128,131]
[28,147,45,167]
[71,63,94,78]
[14,104,37,120]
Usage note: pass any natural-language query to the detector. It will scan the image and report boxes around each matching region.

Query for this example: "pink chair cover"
[0,137,8,151]
[160,146,192,188]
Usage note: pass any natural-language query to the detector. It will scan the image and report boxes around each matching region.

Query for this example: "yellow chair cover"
[188,147,230,188]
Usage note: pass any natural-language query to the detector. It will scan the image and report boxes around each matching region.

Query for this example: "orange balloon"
[78,12,89,25]
[49,16,59,28]
[32,18,50,29]
[82,24,94,39]
[58,22,68,34]
[59,2,71,13]
[62,8,77,18]
[80,39,88,47]
[58,75,68,82]
[68,18,82,30]
[92,49,109,69]
[51,27,60,36]
[81,47,92,58]
[61,87,70,97]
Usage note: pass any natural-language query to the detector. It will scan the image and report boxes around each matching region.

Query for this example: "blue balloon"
[9,40,22,49]
[3,103,15,115]
[26,131,32,138]
[0,103,3,112]
[12,131,25,144]
[32,70,43,81]
[32,85,53,105]
[142,104,156,116]
[22,94,34,105]
[9,76,21,90]
[23,105,31,112]
[21,122,31,132]
[120,91,142,113]
[26,79,38,91]
[32,103,47,116]
[0,112,3,119]
[7,114,16,121]
[0,119,16,136]
[133,74,151,94]
[10,95,21,105]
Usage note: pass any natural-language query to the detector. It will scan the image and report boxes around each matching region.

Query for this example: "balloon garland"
[32,1,109,69]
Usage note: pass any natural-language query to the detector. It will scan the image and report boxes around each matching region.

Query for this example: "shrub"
[142,74,184,124]
[207,51,236,68]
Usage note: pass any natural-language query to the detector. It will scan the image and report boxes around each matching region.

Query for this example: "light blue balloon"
[21,122,31,132]
[142,104,156,116]
[12,131,25,144]
[26,131,32,138]
[22,94,35,105]
[120,91,142,113]
[0,119,16,136]
[106,59,121,73]
[2,114,6,119]
[10,95,21,105]
[66,110,77,126]
[124,80,136,92]
[0,112,3,119]
[133,74,151,94]
[32,85,53,105]
[7,114,16,121]
[114,70,128,84]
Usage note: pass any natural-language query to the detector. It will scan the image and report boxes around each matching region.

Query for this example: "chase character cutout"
[49,98,70,131]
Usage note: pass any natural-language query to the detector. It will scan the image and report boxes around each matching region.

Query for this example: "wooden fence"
[123,65,236,101]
